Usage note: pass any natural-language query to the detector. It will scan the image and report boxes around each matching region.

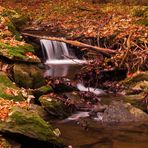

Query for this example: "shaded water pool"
[53,120,148,148]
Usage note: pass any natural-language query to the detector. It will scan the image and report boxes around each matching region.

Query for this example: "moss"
[123,72,148,86]
[0,107,62,144]
[123,94,147,112]
[0,72,24,101]
[2,9,28,27]
[136,18,148,26]
[6,21,22,40]
[32,86,53,98]
[0,43,40,62]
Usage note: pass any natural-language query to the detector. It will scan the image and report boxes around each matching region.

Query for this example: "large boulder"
[0,107,62,145]
[102,101,148,123]
[13,64,45,89]
[0,72,24,101]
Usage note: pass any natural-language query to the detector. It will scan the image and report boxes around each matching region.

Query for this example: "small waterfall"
[40,39,80,64]
[40,39,86,77]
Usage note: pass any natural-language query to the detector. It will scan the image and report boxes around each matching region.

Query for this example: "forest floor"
[2,0,148,73]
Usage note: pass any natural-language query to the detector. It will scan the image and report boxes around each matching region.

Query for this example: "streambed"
[40,39,148,148]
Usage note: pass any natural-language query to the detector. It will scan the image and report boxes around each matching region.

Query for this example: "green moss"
[136,18,148,26]
[0,72,24,101]
[6,21,21,40]
[32,86,53,98]
[2,9,28,28]
[123,72,148,86]
[123,94,147,112]
[0,42,40,62]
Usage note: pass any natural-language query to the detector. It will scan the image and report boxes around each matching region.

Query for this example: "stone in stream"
[0,107,62,146]
[102,101,148,123]
[13,64,45,89]
[39,95,69,119]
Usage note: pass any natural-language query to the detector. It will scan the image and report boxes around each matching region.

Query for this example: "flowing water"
[40,39,148,148]
[40,39,86,77]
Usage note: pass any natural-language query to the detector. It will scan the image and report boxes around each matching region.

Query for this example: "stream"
[40,39,148,148]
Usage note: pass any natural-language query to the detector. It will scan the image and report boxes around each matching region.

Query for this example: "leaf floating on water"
[53,128,61,137]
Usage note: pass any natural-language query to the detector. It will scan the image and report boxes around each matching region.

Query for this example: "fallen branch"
[22,33,116,56]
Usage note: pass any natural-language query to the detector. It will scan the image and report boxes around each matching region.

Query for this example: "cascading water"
[40,39,86,77]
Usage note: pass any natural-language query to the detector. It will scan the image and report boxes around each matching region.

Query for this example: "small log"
[22,33,116,56]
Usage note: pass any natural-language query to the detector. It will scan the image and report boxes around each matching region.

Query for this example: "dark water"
[53,120,148,148]
[44,64,83,78]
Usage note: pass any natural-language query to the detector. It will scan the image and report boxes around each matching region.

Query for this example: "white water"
[40,39,86,64]
[77,83,105,95]
[40,39,86,77]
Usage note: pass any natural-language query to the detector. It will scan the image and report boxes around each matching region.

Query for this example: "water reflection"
[44,62,84,78]
[44,64,69,77]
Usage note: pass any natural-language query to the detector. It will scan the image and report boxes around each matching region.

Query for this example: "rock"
[102,101,148,123]
[0,43,40,63]
[2,9,28,29]
[13,64,45,89]
[0,72,24,101]
[126,81,148,95]
[0,107,62,145]
[124,94,148,112]
[39,95,68,119]
[123,71,148,86]
[1,8,28,40]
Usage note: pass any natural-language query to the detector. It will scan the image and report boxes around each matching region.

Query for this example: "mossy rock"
[0,13,21,40]
[0,107,62,145]
[32,85,53,98]
[2,9,28,28]
[0,72,24,101]
[13,64,45,89]
[39,95,68,119]
[123,72,148,86]
[123,94,147,112]
[0,43,40,62]
[126,81,148,95]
